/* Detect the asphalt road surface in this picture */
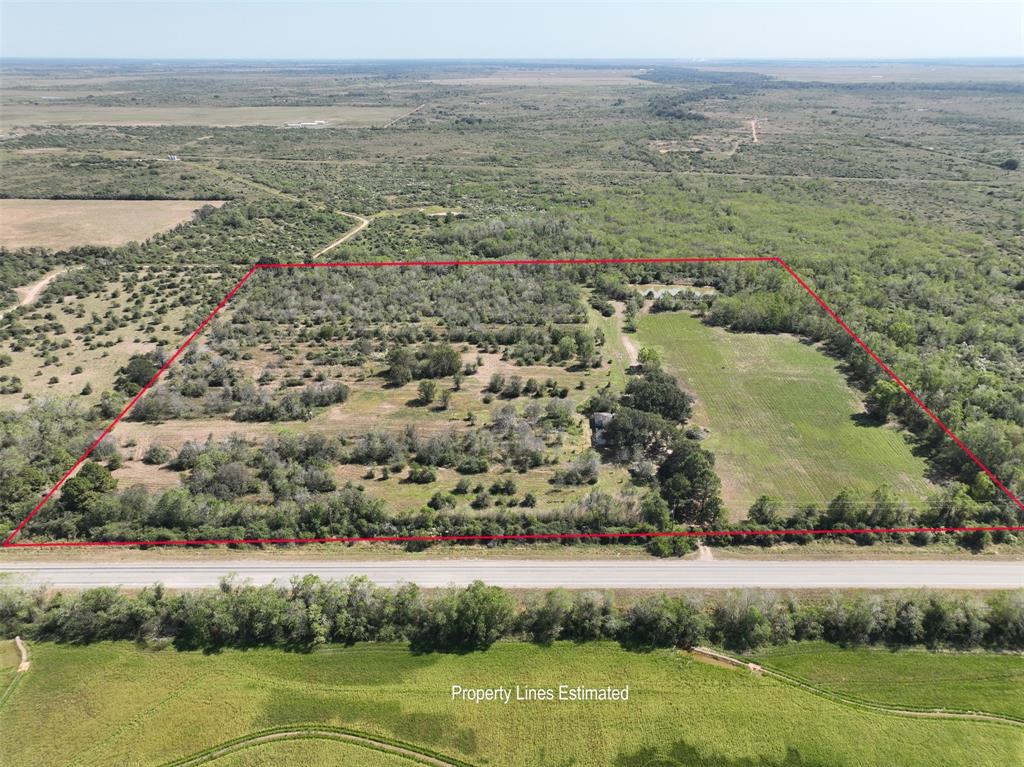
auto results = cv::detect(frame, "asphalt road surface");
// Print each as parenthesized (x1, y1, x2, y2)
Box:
(1, 560, 1021, 589)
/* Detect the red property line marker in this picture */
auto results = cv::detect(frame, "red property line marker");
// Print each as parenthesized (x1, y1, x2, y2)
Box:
(4, 257, 1021, 548)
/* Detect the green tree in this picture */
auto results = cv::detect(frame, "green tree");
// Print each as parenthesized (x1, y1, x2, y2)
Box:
(640, 492, 671, 530)
(417, 380, 437, 405)
(748, 495, 783, 527)
(59, 461, 117, 514)
(386, 346, 415, 386)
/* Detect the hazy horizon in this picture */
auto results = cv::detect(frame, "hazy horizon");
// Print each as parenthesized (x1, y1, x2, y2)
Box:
(2, 2, 1021, 61)
(1, 56, 1022, 64)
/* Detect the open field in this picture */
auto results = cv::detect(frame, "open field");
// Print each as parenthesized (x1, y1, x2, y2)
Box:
(749, 642, 1024, 720)
(636, 312, 935, 514)
(0, 199, 225, 249)
(0, 641, 1020, 767)
(186, 738, 429, 767)
(0, 105, 414, 129)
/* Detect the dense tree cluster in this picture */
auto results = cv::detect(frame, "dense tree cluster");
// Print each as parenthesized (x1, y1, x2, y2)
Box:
(586, 358, 723, 527)
(2, 579, 1021, 654)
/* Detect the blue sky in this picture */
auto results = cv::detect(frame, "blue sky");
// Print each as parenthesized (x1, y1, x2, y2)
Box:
(2, 1, 1021, 60)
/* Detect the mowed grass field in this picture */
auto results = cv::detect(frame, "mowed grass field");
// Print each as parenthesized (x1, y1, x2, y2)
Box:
(0, 105, 413, 129)
(1, 641, 1020, 767)
(635, 312, 934, 515)
(0, 199, 224, 250)
(750, 642, 1024, 720)
(189, 739, 427, 766)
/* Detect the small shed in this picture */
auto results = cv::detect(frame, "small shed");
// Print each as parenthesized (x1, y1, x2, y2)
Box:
(590, 412, 614, 447)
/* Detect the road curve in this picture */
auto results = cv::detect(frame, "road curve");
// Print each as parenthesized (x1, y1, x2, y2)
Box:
(1, 559, 1021, 590)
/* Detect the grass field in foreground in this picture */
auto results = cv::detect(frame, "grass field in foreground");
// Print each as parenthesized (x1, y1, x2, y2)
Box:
(184, 738, 427, 766)
(635, 312, 934, 515)
(0, 199, 226, 250)
(1, 641, 1020, 767)
(750, 642, 1024, 719)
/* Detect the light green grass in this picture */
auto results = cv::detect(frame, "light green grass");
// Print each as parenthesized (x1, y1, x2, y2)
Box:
(0, 640, 18, 672)
(2, 642, 1020, 767)
(587, 304, 630, 390)
(636, 312, 934, 515)
(749, 642, 1024, 720)
(183, 737, 429, 766)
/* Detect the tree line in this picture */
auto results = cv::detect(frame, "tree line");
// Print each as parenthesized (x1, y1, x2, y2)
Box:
(2, 579, 1021, 654)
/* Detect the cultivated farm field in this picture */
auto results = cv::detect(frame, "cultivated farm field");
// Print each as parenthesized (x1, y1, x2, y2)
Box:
(1, 641, 1020, 767)
(636, 312, 935, 514)
(0, 198, 225, 250)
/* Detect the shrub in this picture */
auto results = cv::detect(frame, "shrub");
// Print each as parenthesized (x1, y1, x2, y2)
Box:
(143, 445, 174, 465)
(407, 464, 437, 484)
(552, 451, 600, 485)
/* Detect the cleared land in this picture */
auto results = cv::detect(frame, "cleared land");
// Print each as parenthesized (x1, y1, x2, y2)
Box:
(635, 312, 935, 515)
(0, 199, 224, 249)
(0, 105, 414, 128)
(0, 641, 1019, 767)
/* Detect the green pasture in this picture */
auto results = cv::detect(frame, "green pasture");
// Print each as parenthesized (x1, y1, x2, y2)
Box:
(635, 312, 934, 515)
(1, 641, 1019, 767)
(750, 641, 1024, 720)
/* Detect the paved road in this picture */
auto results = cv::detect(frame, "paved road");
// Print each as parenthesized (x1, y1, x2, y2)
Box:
(1, 560, 1021, 590)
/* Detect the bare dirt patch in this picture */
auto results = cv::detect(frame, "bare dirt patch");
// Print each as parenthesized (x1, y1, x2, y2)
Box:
(0, 268, 70, 319)
(0, 199, 225, 250)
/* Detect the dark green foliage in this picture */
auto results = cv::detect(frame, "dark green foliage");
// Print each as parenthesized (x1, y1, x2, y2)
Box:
(622, 595, 708, 649)
(406, 464, 436, 484)
(410, 581, 517, 651)
(622, 369, 693, 422)
(114, 353, 161, 395)
(6, 580, 1018, 654)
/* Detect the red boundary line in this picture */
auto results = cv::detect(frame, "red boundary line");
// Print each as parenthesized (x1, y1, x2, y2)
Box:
(4, 257, 1022, 548)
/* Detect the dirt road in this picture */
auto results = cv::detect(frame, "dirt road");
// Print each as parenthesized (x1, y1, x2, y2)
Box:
(14, 636, 29, 672)
(0, 267, 69, 318)
(311, 212, 370, 258)
(612, 301, 640, 366)
(382, 103, 425, 129)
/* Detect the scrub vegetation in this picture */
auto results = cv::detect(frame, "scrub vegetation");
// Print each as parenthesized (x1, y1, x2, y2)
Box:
(0, 60, 1021, 552)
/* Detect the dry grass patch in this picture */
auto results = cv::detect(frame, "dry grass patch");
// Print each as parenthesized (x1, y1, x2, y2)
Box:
(0, 199, 225, 250)
(1, 105, 413, 128)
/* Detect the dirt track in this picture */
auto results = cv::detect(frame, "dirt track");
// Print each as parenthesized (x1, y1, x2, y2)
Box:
(169, 727, 464, 766)
(311, 212, 370, 257)
(14, 636, 29, 672)
(0, 267, 69, 318)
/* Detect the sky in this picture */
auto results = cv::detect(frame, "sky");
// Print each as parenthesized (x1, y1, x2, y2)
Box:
(1, 1, 1022, 61)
